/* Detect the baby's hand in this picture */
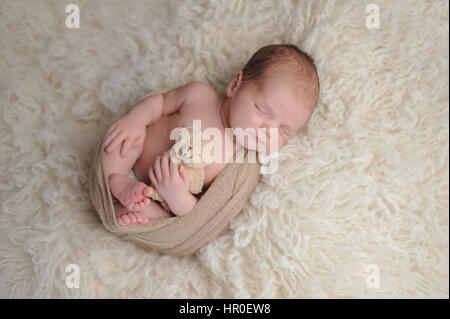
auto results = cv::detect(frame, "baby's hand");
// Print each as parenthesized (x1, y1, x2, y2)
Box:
(149, 151, 190, 203)
(103, 113, 146, 157)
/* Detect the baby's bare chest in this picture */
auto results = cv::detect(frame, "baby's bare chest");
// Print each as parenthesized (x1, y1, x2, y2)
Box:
(134, 94, 228, 188)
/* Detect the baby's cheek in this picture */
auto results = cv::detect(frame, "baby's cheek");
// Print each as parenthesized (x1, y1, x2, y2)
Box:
(233, 103, 257, 130)
(242, 113, 254, 126)
(231, 107, 248, 128)
(265, 132, 284, 153)
(245, 111, 259, 128)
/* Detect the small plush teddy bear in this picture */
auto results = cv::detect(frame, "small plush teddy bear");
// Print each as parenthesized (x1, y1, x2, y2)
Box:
(150, 122, 214, 212)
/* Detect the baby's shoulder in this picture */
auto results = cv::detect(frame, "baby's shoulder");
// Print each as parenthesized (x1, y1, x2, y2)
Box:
(177, 82, 224, 127)
(181, 81, 219, 106)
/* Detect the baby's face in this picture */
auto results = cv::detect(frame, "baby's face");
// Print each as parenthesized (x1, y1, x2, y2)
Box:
(228, 73, 313, 154)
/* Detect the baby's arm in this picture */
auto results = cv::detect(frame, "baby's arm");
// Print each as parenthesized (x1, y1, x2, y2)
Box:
(103, 82, 207, 155)
(102, 94, 163, 156)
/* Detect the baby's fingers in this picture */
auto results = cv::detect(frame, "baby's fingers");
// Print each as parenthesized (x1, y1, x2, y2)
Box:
(160, 152, 170, 179)
(105, 123, 117, 138)
(103, 127, 120, 148)
(103, 124, 119, 142)
(120, 138, 132, 158)
(153, 156, 162, 182)
(132, 136, 143, 147)
(169, 154, 179, 176)
(149, 166, 157, 185)
(106, 132, 125, 153)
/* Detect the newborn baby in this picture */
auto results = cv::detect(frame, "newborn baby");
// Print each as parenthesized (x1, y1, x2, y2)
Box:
(102, 44, 320, 226)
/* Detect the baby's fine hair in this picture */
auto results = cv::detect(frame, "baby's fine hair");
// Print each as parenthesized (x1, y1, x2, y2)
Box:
(241, 44, 320, 110)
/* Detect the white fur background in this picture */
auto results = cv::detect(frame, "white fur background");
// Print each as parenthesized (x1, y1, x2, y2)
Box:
(0, 0, 448, 298)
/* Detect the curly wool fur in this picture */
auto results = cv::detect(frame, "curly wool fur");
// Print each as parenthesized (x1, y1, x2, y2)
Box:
(0, 0, 448, 298)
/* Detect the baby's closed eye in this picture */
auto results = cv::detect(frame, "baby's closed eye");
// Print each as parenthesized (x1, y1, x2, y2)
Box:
(254, 103, 266, 113)
(281, 127, 291, 137)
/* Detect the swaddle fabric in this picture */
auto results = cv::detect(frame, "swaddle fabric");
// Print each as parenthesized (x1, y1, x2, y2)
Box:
(88, 100, 261, 255)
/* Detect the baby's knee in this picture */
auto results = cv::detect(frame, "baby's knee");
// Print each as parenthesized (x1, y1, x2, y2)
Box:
(106, 141, 143, 159)
(104, 142, 143, 176)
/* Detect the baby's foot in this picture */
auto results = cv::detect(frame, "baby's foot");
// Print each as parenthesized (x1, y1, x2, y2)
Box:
(114, 200, 149, 226)
(113, 199, 172, 226)
(109, 173, 154, 211)
(118, 211, 149, 226)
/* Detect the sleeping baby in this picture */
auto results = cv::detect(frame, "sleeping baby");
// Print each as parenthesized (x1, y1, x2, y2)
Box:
(102, 44, 320, 226)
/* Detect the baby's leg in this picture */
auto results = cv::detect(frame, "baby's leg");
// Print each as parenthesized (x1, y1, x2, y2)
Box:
(104, 141, 153, 211)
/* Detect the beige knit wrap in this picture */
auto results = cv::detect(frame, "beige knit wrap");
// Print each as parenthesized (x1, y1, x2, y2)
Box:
(88, 90, 261, 256)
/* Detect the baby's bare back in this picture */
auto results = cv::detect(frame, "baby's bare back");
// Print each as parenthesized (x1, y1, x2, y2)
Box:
(133, 87, 233, 190)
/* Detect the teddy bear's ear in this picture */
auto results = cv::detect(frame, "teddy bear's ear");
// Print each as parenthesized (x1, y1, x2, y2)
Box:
(179, 126, 192, 144)
(199, 136, 215, 165)
(184, 122, 194, 134)
(171, 125, 193, 162)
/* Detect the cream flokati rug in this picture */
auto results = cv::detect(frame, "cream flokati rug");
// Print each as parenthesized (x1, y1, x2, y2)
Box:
(0, 0, 448, 298)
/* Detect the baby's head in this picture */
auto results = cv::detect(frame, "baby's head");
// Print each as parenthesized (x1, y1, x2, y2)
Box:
(222, 44, 320, 154)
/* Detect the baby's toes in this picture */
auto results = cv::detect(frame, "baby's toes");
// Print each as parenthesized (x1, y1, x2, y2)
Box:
(135, 198, 149, 210)
(143, 186, 153, 197)
(120, 215, 131, 226)
(133, 213, 142, 223)
(128, 214, 137, 224)
(124, 202, 134, 211)
(123, 199, 134, 210)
